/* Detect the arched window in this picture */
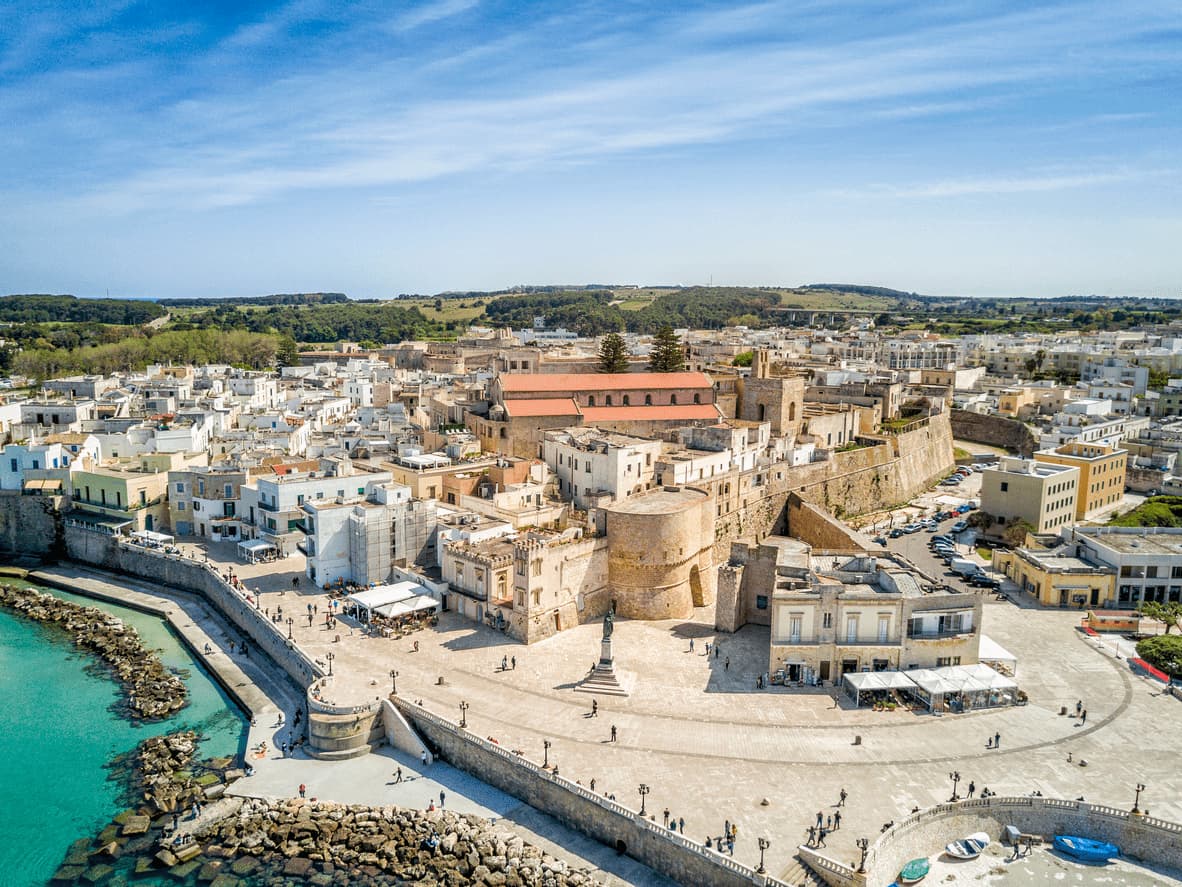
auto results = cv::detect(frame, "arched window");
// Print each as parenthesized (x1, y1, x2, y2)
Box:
(499, 428, 508, 439)
(623, 394, 631, 405)
(606, 395, 613, 406)
(588, 395, 596, 406)
(645, 394, 653, 405)
(789, 402, 796, 421)
(694, 393, 701, 404)
(670, 394, 678, 405)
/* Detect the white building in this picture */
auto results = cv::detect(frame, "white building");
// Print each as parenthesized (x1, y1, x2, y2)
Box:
(1066, 526, 1182, 607)
(980, 457, 1079, 535)
(541, 429, 662, 510)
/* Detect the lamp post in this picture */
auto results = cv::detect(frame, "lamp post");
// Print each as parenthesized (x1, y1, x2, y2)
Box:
(543, 739, 551, 768)
(459, 700, 469, 729)
(326, 651, 334, 676)
(949, 770, 961, 801)
(757, 837, 770, 874)
(286, 617, 293, 639)
(857, 837, 869, 873)
(1134, 782, 1147, 814)
(389, 669, 399, 694)
(638, 784, 649, 816)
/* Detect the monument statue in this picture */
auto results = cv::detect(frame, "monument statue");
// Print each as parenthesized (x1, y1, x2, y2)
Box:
(602, 608, 614, 639)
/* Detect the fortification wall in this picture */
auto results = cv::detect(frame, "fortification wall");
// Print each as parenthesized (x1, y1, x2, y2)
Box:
(0, 492, 64, 558)
(951, 409, 1035, 457)
(395, 699, 788, 887)
(64, 529, 321, 690)
(785, 495, 873, 549)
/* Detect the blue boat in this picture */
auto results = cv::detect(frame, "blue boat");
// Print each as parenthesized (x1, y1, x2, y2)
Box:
(1053, 835, 1119, 862)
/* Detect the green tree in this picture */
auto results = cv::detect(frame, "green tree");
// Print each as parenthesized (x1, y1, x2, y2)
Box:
(1138, 601, 1182, 634)
(648, 326, 686, 372)
(732, 351, 754, 367)
(1136, 634, 1182, 676)
(597, 333, 630, 374)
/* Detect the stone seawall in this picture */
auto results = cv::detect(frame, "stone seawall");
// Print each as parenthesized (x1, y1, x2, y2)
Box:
(951, 409, 1036, 457)
(0, 491, 64, 557)
(65, 529, 322, 690)
(396, 699, 786, 887)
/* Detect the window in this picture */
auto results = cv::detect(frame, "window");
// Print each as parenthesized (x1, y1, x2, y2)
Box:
(623, 395, 631, 405)
(670, 394, 678, 405)
(175, 482, 185, 493)
(225, 484, 233, 498)
(694, 393, 701, 404)
(878, 616, 890, 642)
(822, 612, 832, 629)
(789, 616, 801, 642)
(645, 394, 652, 405)
(1000, 482, 1008, 492)
(532, 559, 542, 577)
(588, 395, 595, 406)
(845, 615, 858, 643)
(177, 501, 186, 511)
(756, 594, 768, 610)
(193, 501, 201, 511)
(606, 395, 613, 406)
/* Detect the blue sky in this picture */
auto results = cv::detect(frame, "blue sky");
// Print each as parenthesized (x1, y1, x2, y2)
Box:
(1, 0, 1179, 299)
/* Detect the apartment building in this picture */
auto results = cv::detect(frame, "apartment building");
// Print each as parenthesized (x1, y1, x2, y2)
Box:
(980, 457, 1079, 534)
(1067, 526, 1182, 607)
(1034, 442, 1127, 521)
(541, 428, 662, 510)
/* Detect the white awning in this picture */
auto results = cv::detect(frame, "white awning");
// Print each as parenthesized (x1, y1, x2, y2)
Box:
(978, 634, 1017, 667)
(843, 671, 917, 692)
(347, 581, 421, 612)
(238, 539, 275, 554)
(132, 530, 174, 544)
(373, 594, 439, 618)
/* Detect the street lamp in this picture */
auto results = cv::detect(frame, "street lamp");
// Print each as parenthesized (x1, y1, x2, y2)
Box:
(1134, 782, 1147, 814)
(543, 739, 551, 768)
(638, 783, 650, 816)
(326, 651, 334, 676)
(949, 770, 961, 802)
(757, 837, 770, 874)
(459, 700, 469, 729)
(389, 669, 399, 694)
(856, 837, 869, 873)
(286, 617, 293, 639)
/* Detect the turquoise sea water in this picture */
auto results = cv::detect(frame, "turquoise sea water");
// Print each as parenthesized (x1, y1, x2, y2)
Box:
(0, 583, 247, 887)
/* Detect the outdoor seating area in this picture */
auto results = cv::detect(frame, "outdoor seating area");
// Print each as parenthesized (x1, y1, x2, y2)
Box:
(127, 530, 177, 551)
(843, 663, 1021, 712)
(238, 538, 280, 564)
(344, 582, 440, 638)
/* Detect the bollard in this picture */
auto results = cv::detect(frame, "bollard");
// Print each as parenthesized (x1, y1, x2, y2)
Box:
(853, 735, 862, 745)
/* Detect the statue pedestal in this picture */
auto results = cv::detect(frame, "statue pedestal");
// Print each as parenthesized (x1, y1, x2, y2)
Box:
(576, 630, 630, 697)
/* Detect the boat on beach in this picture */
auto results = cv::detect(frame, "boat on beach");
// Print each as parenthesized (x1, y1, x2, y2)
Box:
(1053, 834, 1119, 863)
(944, 831, 990, 859)
(898, 856, 931, 882)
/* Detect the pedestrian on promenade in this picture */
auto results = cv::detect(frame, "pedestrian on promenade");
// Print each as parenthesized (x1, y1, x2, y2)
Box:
(816, 810, 823, 828)
(715, 645, 719, 659)
(724, 819, 730, 837)
(591, 699, 598, 717)
(834, 811, 842, 829)
(394, 767, 403, 783)
(839, 787, 847, 806)
(967, 781, 976, 798)
(307, 603, 312, 614)
(727, 837, 734, 855)
(807, 826, 816, 846)
(501, 655, 508, 671)
(679, 817, 685, 834)
(511, 656, 516, 669)
(705, 642, 710, 656)
(816, 827, 827, 848)
(610, 725, 617, 742)
(1076, 699, 1083, 716)
(1080, 709, 1087, 725)
(590, 779, 596, 791)
(421, 750, 429, 766)
(724, 656, 730, 671)
(689, 638, 694, 652)
(298, 784, 306, 798)
(439, 790, 446, 808)
(313, 604, 318, 615)
(826, 814, 832, 830)
(995, 731, 1001, 749)
(663, 809, 670, 827)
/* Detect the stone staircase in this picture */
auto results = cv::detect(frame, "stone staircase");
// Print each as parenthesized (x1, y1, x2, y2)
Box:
(779, 854, 829, 887)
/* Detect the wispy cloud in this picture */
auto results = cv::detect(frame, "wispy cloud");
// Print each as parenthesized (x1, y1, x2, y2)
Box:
(832, 167, 1173, 199)
(388, 0, 479, 33)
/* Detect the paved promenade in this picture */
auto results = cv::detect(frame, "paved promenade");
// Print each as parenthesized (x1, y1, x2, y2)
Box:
(155, 539, 1182, 882)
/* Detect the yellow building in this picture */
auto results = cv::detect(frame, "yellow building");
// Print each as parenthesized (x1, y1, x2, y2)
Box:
(980, 457, 1079, 535)
(1034, 442, 1127, 521)
(993, 546, 1116, 609)
(71, 465, 169, 532)
(997, 388, 1036, 417)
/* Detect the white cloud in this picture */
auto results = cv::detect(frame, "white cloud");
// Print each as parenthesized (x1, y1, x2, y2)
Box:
(388, 0, 479, 33)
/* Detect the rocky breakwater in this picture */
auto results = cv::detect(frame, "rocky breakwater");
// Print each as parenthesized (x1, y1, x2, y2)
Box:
(54, 730, 246, 885)
(0, 583, 187, 720)
(193, 799, 605, 887)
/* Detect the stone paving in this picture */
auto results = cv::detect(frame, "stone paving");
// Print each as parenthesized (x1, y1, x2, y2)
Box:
(180, 539, 1182, 883)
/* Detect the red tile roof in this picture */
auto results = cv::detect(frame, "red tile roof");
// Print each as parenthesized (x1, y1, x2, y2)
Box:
(580, 404, 722, 422)
(498, 372, 711, 393)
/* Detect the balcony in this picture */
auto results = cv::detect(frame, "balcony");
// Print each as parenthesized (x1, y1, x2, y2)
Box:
(258, 500, 279, 513)
(908, 629, 973, 640)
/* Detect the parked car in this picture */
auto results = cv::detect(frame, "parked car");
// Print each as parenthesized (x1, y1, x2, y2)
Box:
(955, 504, 972, 514)
(903, 523, 923, 533)
(931, 534, 952, 543)
(969, 575, 1001, 589)
(965, 502, 978, 511)
(889, 528, 904, 538)
(873, 536, 887, 546)
(940, 478, 961, 486)
(951, 520, 969, 533)
(949, 558, 982, 578)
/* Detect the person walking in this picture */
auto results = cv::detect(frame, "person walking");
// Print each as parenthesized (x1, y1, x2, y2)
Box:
(839, 787, 847, 806)
(816, 827, 827, 848)
(689, 638, 695, 653)
(663, 809, 670, 827)
(816, 810, 824, 828)
(1080, 709, 1087, 725)
(834, 810, 842, 829)
(679, 816, 685, 834)
(511, 656, 516, 670)
(967, 781, 976, 798)
(421, 749, 429, 766)
(610, 724, 617, 742)
(724, 656, 730, 671)
(994, 731, 1001, 749)
(591, 699, 598, 717)
(439, 790, 446, 808)
(807, 825, 817, 846)
(299, 783, 306, 798)
(501, 655, 508, 671)
(394, 767, 403, 783)
(1076, 699, 1083, 716)
(826, 814, 832, 830)
(715, 645, 719, 659)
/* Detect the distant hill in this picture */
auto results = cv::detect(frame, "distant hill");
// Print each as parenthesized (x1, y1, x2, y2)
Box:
(802, 284, 925, 299)
(158, 293, 349, 307)
(0, 294, 166, 324)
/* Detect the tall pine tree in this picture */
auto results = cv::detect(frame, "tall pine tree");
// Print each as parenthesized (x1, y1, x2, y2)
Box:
(648, 326, 686, 372)
(597, 333, 630, 373)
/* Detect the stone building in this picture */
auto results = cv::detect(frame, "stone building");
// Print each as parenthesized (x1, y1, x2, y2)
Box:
(735, 350, 805, 438)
